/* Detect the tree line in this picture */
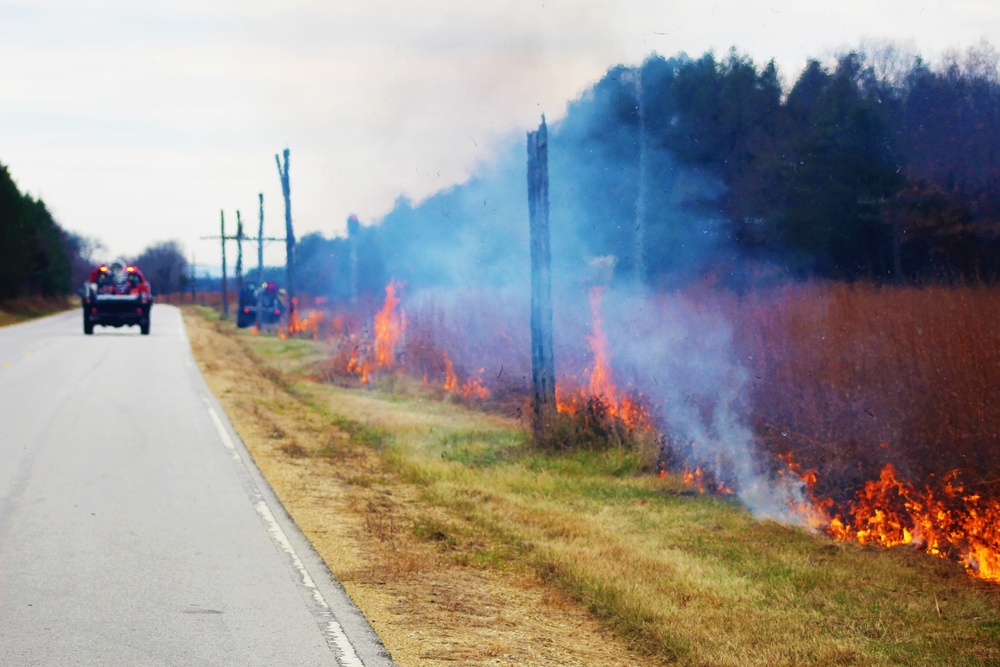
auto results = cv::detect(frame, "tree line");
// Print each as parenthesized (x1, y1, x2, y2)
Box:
(0, 162, 192, 301)
(0, 163, 78, 301)
(289, 40, 1000, 300)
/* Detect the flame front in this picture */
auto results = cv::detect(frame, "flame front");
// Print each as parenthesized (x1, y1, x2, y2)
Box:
(775, 454, 1000, 583)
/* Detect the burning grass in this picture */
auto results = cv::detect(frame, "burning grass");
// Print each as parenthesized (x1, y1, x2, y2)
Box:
(730, 284, 1000, 583)
(253, 280, 1000, 589)
(736, 283, 1000, 486)
(191, 305, 1000, 666)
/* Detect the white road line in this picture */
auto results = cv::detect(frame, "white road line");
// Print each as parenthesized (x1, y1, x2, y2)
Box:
(206, 406, 242, 462)
(175, 307, 195, 368)
(204, 401, 365, 667)
(253, 499, 365, 667)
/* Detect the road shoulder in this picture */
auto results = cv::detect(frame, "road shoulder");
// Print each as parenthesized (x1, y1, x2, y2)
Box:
(182, 308, 660, 667)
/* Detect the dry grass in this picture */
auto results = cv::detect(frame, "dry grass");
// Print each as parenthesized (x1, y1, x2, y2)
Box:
(184, 303, 1000, 667)
(183, 306, 660, 667)
(158, 290, 228, 308)
(731, 283, 1000, 499)
(0, 295, 75, 326)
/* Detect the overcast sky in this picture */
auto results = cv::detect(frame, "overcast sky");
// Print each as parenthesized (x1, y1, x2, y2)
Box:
(1, 0, 995, 268)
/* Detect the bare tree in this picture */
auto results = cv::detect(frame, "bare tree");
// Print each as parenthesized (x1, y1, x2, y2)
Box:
(132, 241, 189, 295)
(858, 38, 920, 89)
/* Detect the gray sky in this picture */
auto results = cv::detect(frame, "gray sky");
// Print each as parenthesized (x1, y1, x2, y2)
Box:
(1, 0, 995, 266)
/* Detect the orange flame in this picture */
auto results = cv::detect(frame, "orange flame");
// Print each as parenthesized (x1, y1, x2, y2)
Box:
(281, 296, 326, 340)
(682, 466, 735, 496)
(777, 453, 1000, 583)
(282, 297, 300, 338)
(683, 467, 707, 493)
(441, 353, 490, 400)
(296, 310, 325, 339)
(341, 281, 406, 385)
(347, 341, 371, 384)
(443, 354, 459, 392)
(461, 368, 490, 400)
(373, 281, 406, 369)
(587, 287, 615, 398)
(556, 287, 652, 431)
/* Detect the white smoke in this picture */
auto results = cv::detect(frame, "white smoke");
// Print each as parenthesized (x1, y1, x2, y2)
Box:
(604, 286, 816, 524)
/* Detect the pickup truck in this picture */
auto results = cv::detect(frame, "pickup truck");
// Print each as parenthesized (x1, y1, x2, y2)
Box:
(237, 281, 284, 329)
(82, 262, 152, 335)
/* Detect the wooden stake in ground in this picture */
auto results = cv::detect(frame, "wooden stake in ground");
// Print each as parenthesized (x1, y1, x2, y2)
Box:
(275, 149, 296, 322)
(528, 116, 557, 445)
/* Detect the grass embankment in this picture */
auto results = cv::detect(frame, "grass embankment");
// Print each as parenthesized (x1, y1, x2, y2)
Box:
(184, 306, 1000, 667)
(0, 296, 74, 327)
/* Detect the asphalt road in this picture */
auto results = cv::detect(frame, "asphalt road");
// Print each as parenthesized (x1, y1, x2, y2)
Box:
(0, 306, 394, 666)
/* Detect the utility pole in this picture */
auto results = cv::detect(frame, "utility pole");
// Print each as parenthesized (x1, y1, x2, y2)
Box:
(275, 148, 296, 323)
(257, 194, 265, 329)
(202, 210, 259, 319)
(257, 194, 265, 286)
(528, 116, 556, 446)
(235, 211, 245, 294)
(625, 66, 646, 285)
(219, 211, 229, 318)
(347, 214, 360, 305)
(635, 69, 647, 286)
(213, 193, 283, 330)
(251, 195, 285, 328)
(190, 252, 197, 304)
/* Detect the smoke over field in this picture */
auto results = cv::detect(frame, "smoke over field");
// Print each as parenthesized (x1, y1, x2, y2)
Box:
(294, 278, 1000, 582)
(281, 45, 1000, 581)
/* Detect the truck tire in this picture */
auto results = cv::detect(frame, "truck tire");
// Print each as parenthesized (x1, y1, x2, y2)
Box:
(140, 319, 150, 335)
(83, 313, 93, 335)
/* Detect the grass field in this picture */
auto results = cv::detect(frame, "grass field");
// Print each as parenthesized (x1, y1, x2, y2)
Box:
(197, 300, 1000, 667)
(733, 283, 1000, 491)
